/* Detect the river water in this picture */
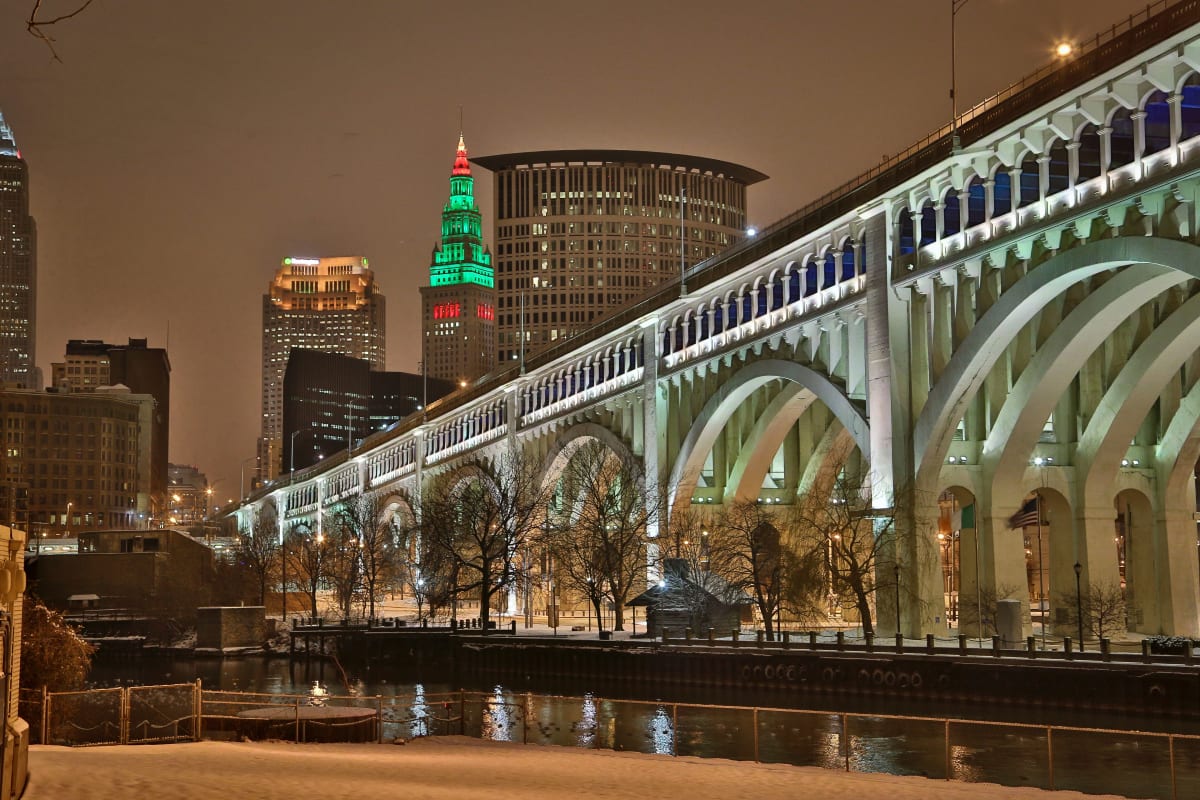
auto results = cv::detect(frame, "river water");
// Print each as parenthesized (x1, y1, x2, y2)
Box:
(86, 653, 1197, 800)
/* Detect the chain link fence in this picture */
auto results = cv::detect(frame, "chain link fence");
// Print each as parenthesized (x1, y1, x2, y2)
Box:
(19, 683, 1200, 798)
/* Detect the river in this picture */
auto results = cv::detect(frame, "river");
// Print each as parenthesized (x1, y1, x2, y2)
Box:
(85, 652, 1198, 799)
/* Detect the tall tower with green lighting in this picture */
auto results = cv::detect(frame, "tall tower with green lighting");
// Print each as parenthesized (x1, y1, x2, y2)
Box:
(421, 134, 495, 386)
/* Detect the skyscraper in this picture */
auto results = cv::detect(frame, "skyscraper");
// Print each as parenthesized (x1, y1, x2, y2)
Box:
(260, 256, 385, 481)
(0, 111, 37, 388)
(51, 338, 171, 522)
(471, 150, 766, 365)
(420, 134, 495, 385)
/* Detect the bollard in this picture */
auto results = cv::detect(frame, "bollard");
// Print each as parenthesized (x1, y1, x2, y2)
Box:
(782, 631, 790, 650)
(865, 632, 874, 652)
(895, 633, 904, 654)
(686, 628, 694, 641)
(991, 635, 1001, 657)
(732, 629, 740, 646)
(958, 634, 967, 655)
(1027, 636, 1036, 657)
(708, 628, 715, 645)
(511, 620, 517, 634)
(1187, 642, 1195, 666)
(926, 633, 935, 654)
(1064, 636, 1073, 658)
(809, 631, 818, 649)
(1142, 638, 1152, 663)
(836, 631, 845, 651)
(1101, 638, 1111, 662)
(756, 630, 765, 648)
(662, 627, 670, 643)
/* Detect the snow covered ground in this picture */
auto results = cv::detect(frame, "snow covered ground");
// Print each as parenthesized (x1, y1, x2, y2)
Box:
(24, 736, 1132, 799)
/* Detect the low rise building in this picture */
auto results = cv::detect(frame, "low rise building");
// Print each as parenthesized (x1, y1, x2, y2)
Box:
(30, 528, 215, 622)
(0, 387, 154, 535)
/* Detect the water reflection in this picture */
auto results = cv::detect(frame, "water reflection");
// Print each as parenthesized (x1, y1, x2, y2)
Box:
(649, 706, 673, 755)
(85, 654, 1198, 799)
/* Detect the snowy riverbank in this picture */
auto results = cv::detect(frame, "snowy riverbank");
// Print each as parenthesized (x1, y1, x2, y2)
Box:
(24, 736, 1132, 800)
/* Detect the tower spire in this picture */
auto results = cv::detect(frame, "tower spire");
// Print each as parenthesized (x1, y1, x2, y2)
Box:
(452, 131, 471, 176)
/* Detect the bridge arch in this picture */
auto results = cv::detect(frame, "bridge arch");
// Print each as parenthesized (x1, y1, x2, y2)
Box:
(915, 237, 1200, 494)
(666, 358, 869, 512)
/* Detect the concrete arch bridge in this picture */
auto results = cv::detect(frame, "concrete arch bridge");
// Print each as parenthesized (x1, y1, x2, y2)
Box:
(234, 3, 1200, 639)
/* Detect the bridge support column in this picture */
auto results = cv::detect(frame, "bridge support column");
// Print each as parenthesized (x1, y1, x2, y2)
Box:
(641, 320, 663, 581)
(1154, 506, 1200, 637)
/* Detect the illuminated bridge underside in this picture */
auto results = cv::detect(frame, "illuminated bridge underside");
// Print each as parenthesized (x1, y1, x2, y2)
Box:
(237, 7, 1200, 638)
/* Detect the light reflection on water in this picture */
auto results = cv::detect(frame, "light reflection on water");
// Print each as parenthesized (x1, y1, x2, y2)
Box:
(88, 655, 1197, 799)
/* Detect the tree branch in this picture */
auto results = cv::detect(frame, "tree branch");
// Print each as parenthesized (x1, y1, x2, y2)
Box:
(26, 0, 96, 62)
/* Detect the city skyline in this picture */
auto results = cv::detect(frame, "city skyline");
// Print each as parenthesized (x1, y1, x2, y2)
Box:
(0, 0, 1149, 497)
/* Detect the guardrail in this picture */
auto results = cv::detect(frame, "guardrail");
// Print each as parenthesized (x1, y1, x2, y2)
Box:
(655, 627, 1199, 666)
(19, 683, 1200, 798)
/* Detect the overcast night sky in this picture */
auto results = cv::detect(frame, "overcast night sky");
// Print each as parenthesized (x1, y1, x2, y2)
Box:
(0, 0, 1151, 499)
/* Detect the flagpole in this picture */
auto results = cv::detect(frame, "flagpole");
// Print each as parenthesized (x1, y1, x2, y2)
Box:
(1036, 490, 1046, 650)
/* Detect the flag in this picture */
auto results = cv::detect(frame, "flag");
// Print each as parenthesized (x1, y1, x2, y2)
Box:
(1008, 497, 1040, 529)
(951, 503, 975, 530)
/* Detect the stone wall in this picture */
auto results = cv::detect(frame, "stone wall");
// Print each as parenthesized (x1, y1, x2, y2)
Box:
(196, 607, 267, 651)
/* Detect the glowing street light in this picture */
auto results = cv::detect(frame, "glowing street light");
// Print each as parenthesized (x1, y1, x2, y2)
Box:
(1055, 41, 1074, 58)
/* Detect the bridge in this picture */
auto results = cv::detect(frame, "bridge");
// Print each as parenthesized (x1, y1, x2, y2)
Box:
(233, 0, 1200, 639)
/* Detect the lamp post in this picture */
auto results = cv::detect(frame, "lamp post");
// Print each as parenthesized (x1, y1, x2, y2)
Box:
(1073, 561, 1084, 651)
(239, 456, 257, 502)
(65, 501, 73, 537)
(280, 525, 289, 623)
(679, 184, 688, 296)
(289, 430, 302, 485)
(950, 0, 971, 150)
(894, 562, 901, 638)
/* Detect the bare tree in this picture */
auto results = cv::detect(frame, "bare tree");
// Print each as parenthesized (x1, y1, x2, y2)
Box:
(546, 442, 655, 632)
(959, 582, 1023, 640)
(791, 473, 918, 638)
(286, 522, 329, 620)
(420, 447, 550, 632)
(703, 500, 827, 639)
(238, 506, 280, 606)
(330, 493, 397, 621)
(1057, 579, 1129, 642)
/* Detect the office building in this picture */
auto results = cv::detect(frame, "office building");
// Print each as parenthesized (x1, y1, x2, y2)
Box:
(260, 256, 385, 480)
(0, 386, 154, 534)
(51, 338, 170, 520)
(471, 150, 766, 365)
(0, 111, 37, 388)
(282, 349, 453, 473)
(167, 463, 209, 525)
(420, 134, 496, 385)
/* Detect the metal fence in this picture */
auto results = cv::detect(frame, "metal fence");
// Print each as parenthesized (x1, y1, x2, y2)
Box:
(18, 684, 1200, 799)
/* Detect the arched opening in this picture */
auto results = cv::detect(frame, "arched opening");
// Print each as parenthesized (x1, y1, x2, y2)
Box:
(942, 188, 961, 237)
(1047, 138, 1070, 195)
(1143, 90, 1171, 157)
(841, 247, 856, 282)
(992, 169, 1013, 216)
(1181, 74, 1200, 141)
(1109, 107, 1136, 168)
(965, 176, 986, 227)
(898, 207, 915, 255)
(936, 486, 976, 635)
(822, 252, 837, 289)
(1115, 488, 1154, 635)
(918, 200, 937, 247)
(1017, 151, 1040, 208)
(1077, 123, 1103, 181)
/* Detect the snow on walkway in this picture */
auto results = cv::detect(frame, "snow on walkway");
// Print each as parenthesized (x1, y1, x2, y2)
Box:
(25, 737, 1132, 800)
